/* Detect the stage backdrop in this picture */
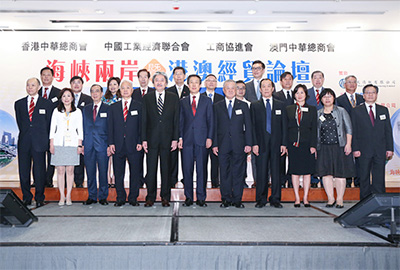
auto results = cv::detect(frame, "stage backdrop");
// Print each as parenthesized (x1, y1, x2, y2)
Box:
(0, 31, 399, 186)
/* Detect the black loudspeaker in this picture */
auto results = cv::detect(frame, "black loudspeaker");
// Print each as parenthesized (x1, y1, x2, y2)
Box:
(0, 189, 38, 227)
(334, 193, 400, 242)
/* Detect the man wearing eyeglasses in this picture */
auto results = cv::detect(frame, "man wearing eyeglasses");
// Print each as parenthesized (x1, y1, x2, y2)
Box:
(244, 60, 265, 102)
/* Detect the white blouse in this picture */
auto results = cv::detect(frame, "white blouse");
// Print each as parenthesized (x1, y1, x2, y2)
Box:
(50, 108, 83, 147)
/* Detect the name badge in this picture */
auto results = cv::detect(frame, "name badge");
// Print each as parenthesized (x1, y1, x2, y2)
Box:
(235, 109, 242, 115)
(301, 107, 309, 112)
(275, 110, 281, 115)
(39, 109, 46, 114)
(51, 97, 58, 103)
(100, 113, 107, 118)
(319, 115, 326, 122)
(380, 114, 386, 120)
(80, 102, 85, 107)
(131, 110, 138, 116)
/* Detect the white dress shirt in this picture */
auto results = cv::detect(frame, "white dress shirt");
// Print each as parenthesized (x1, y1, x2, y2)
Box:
(26, 94, 39, 111)
(190, 92, 200, 108)
(365, 102, 376, 118)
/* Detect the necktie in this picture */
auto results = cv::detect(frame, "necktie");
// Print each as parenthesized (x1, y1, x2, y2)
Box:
(208, 93, 213, 103)
(315, 90, 320, 105)
(123, 101, 128, 121)
(28, 97, 35, 122)
(157, 93, 163, 115)
(75, 94, 79, 107)
(350, 94, 356, 108)
(369, 105, 374, 127)
(43, 87, 48, 99)
(256, 80, 260, 100)
(266, 99, 272, 133)
(93, 105, 98, 122)
(142, 89, 146, 97)
(228, 100, 232, 119)
(192, 96, 196, 116)
(286, 91, 292, 103)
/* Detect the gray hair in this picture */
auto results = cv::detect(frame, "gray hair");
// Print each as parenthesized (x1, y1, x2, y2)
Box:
(152, 71, 168, 85)
(120, 79, 133, 88)
(223, 79, 236, 88)
(344, 75, 357, 82)
(27, 77, 41, 86)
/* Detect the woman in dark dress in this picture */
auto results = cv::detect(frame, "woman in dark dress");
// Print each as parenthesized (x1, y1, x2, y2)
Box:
(286, 84, 317, 208)
(316, 89, 355, 208)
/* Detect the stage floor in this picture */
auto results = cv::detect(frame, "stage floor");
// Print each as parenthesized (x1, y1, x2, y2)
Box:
(0, 202, 392, 245)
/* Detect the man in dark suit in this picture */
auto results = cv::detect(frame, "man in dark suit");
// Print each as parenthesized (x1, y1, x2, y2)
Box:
(272, 71, 294, 188)
(202, 74, 224, 188)
(14, 78, 52, 207)
(38, 67, 61, 188)
(352, 84, 393, 200)
(213, 80, 252, 208)
(132, 68, 155, 103)
(142, 72, 180, 207)
(336, 75, 365, 188)
(82, 84, 110, 205)
(70, 76, 93, 188)
(244, 60, 265, 103)
(132, 68, 155, 187)
(108, 80, 143, 206)
(252, 78, 287, 208)
(179, 74, 213, 207)
(306, 70, 324, 188)
(167, 66, 189, 188)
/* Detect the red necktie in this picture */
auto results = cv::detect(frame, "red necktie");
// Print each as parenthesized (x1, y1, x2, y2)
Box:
(369, 105, 375, 126)
(43, 87, 48, 99)
(315, 89, 320, 105)
(28, 97, 35, 122)
(93, 105, 98, 122)
(142, 89, 146, 97)
(123, 101, 128, 121)
(192, 96, 196, 116)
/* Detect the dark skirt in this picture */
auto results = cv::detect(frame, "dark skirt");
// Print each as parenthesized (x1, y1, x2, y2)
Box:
(288, 142, 316, 175)
(315, 144, 355, 178)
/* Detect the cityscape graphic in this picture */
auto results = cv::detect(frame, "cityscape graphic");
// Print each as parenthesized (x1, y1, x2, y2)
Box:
(0, 110, 18, 169)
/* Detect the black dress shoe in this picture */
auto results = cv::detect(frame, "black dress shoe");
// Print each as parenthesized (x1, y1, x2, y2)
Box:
(288, 183, 293, 188)
(99, 199, 109, 205)
(196, 200, 207, 207)
(243, 182, 249, 188)
(114, 201, 125, 207)
(234, 202, 245, 208)
(251, 183, 256, 188)
(161, 199, 170, 207)
(144, 200, 154, 207)
(336, 204, 344, 208)
(83, 198, 97, 205)
(326, 201, 336, 208)
(211, 184, 220, 188)
(76, 184, 84, 188)
(294, 203, 300, 208)
(36, 201, 45, 208)
(281, 184, 286, 188)
(346, 184, 351, 188)
(183, 198, 193, 207)
(271, 202, 283, 208)
(129, 201, 140, 206)
(255, 202, 265, 208)
(31, 183, 35, 187)
(311, 183, 318, 188)
(22, 200, 32, 206)
(304, 203, 311, 208)
(110, 184, 115, 188)
(355, 184, 360, 188)
(220, 200, 230, 208)
(108, 184, 112, 188)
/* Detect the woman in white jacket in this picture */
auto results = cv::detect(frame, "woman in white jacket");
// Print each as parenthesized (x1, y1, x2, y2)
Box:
(49, 88, 83, 206)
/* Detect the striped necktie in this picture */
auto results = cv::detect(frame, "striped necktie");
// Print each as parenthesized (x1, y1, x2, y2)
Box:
(157, 93, 164, 115)
(123, 101, 128, 121)
(28, 97, 35, 122)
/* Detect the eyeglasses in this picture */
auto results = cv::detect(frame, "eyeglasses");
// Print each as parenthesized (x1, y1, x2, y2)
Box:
(206, 80, 217, 83)
(364, 92, 376, 95)
(252, 67, 263, 71)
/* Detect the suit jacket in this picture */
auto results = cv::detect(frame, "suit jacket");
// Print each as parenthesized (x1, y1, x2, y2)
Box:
(244, 79, 259, 102)
(201, 91, 224, 104)
(108, 99, 142, 154)
(286, 104, 317, 148)
(213, 99, 252, 154)
(39, 86, 61, 110)
(251, 98, 288, 153)
(352, 104, 393, 159)
(14, 96, 52, 152)
(273, 90, 294, 107)
(132, 87, 155, 103)
(77, 93, 93, 110)
(306, 87, 324, 110)
(166, 85, 190, 99)
(336, 92, 364, 117)
(83, 102, 109, 153)
(179, 95, 213, 147)
(142, 91, 179, 149)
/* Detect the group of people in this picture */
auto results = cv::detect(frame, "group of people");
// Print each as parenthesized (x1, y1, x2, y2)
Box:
(15, 61, 394, 209)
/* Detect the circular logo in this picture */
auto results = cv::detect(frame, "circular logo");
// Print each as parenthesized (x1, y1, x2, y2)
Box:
(339, 79, 345, 89)
(0, 110, 18, 169)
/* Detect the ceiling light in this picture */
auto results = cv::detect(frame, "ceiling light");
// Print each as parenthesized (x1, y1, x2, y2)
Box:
(346, 26, 361, 29)
(248, 10, 257, 15)
(64, 25, 79, 28)
(276, 26, 291, 29)
(95, 9, 104, 14)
